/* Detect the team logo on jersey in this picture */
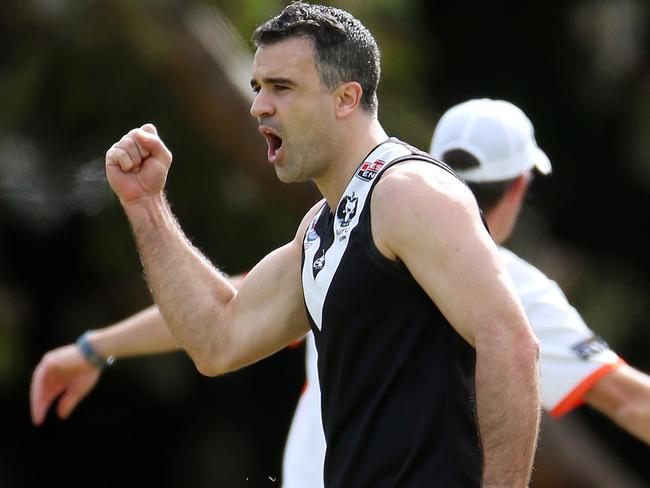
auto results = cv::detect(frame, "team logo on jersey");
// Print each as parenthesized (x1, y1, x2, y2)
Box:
(356, 159, 385, 181)
(336, 192, 358, 228)
(571, 335, 609, 360)
(304, 216, 319, 249)
(313, 251, 326, 271)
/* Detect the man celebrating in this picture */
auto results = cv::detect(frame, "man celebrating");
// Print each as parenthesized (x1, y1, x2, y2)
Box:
(38, 4, 542, 487)
(31, 96, 650, 486)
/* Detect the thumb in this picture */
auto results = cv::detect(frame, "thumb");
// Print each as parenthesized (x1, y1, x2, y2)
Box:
(132, 131, 168, 166)
(134, 129, 171, 164)
(141, 123, 158, 135)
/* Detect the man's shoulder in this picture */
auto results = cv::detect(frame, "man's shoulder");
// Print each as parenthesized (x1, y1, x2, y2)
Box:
(370, 160, 483, 260)
(372, 167, 459, 233)
(376, 158, 471, 203)
(373, 159, 478, 240)
(381, 137, 464, 180)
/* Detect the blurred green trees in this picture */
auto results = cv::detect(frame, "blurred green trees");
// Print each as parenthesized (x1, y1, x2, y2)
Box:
(0, 0, 648, 486)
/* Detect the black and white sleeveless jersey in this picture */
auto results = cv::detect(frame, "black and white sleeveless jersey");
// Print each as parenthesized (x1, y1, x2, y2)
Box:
(301, 138, 482, 487)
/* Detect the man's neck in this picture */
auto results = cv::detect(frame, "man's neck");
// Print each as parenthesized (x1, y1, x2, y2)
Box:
(315, 118, 388, 208)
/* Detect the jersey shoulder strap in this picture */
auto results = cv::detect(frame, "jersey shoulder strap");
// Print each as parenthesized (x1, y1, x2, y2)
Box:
(377, 138, 468, 187)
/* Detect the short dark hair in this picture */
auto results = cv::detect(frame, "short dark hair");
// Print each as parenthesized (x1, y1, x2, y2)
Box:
(441, 148, 516, 212)
(251, 2, 381, 115)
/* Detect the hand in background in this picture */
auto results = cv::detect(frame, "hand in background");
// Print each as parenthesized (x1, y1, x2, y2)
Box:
(30, 344, 101, 426)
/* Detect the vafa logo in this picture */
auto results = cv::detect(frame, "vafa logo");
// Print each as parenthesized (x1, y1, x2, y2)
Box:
(336, 192, 358, 228)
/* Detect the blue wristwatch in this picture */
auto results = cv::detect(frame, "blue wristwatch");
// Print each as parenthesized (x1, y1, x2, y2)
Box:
(76, 331, 115, 370)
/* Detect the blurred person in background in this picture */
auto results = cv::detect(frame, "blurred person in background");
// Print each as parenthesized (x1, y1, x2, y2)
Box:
(429, 98, 650, 446)
(31, 4, 541, 488)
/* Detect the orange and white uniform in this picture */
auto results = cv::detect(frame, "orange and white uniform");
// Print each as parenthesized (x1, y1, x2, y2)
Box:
(500, 247, 623, 417)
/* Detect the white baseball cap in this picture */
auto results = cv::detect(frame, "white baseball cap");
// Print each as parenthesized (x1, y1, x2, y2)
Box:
(429, 98, 552, 182)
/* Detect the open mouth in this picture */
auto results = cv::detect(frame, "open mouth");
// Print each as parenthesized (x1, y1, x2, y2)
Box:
(261, 128, 284, 163)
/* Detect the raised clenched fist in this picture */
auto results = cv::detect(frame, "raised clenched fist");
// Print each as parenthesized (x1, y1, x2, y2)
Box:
(105, 123, 173, 205)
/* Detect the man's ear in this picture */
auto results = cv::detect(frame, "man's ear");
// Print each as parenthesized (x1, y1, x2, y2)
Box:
(506, 174, 531, 204)
(334, 82, 363, 118)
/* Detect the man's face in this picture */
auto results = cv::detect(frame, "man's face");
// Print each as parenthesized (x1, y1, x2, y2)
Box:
(250, 36, 338, 183)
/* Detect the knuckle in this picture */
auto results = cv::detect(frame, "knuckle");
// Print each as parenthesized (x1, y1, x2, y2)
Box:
(123, 138, 137, 156)
(107, 146, 126, 162)
(109, 147, 123, 161)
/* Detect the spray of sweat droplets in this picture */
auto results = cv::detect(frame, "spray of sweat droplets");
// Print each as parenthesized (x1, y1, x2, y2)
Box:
(0, 135, 112, 232)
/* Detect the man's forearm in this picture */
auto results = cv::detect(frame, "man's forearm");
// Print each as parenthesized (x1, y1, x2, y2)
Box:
(475, 333, 541, 487)
(88, 305, 179, 360)
(123, 195, 237, 375)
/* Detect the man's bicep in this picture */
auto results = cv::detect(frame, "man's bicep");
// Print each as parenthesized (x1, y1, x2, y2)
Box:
(376, 169, 524, 345)
(224, 241, 310, 370)
(218, 202, 324, 372)
(408, 214, 516, 345)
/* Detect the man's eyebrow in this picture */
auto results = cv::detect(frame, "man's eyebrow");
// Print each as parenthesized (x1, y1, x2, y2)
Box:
(250, 77, 296, 88)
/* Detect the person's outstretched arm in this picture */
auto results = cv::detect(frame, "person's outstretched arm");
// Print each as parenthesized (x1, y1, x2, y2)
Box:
(104, 123, 310, 378)
(29, 274, 251, 425)
(371, 161, 541, 488)
(504, 250, 650, 447)
(30, 305, 176, 425)
(584, 364, 650, 444)
(29, 271, 250, 426)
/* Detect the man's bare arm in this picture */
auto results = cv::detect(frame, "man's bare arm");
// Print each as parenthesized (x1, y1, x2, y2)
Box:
(372, 161, 541, 487)
(29, 272, 252, 426)
(30, 305, 174, 425)
(584, 364, 650, 445)
(88, 305, 176, 358)
(105, 124, 311, 377)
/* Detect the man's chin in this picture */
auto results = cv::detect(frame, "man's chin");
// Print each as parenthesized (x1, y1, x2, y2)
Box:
(274, 166, 304, 184)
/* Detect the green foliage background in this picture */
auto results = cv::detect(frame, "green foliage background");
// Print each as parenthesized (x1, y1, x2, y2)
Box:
(1, 0, 648, 486)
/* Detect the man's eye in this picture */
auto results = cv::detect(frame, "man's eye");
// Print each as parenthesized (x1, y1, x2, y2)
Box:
(275, 85, 289, 91)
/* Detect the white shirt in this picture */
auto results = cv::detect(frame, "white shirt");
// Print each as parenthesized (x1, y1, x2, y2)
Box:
(282, 334, 325, 488)
(499, 247, 621, 415)
(281, 246, 622, 488)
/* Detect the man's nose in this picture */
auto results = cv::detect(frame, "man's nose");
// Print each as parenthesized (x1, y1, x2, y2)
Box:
(250, 89, 275, 118)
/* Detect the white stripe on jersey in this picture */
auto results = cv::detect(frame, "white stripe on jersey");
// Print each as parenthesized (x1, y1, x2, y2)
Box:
(302, 141, 411, 330)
